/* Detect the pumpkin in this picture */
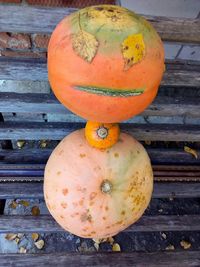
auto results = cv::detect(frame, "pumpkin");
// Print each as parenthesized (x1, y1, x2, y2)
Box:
(85, 121, 120, 149)
(44, 129, 153, 239)
(48, 5, 164, 123)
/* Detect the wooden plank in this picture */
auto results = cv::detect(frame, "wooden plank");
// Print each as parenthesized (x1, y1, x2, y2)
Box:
(0, 5, 199, 43)
(1, 148, 199, 165)
(0, 251, 200, 267)
(0, 182, 200, 199)
(0, 59, 199, 87)
(0, 214, 200, 233)
(0, 122, 200, 141)
(0, 92, 199, 118)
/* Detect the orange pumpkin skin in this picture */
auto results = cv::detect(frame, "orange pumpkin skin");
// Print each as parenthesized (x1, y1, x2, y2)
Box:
(44, 129, 153, 239)
(48, 5, 164, 123)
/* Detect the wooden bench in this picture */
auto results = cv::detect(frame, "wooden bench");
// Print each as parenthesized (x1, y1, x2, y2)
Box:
(0, 2, 200, 266)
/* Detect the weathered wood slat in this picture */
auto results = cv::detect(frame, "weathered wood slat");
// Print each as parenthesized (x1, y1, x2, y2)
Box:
(0, 5, 199, 44)
(0, 59, 199, 86)
(0, 122, 200, 141)
(0, 92, 199, 118)
(0, 214, 200, 233)
(1, 148, 199, 165)
(1, 182, 200, 199)
(1, 251, 200, 267)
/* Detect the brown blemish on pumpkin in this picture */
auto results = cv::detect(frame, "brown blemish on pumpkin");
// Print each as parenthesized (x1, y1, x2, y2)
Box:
(79, 199, 84, 206)
(45, 195, 48, 200)
(137, 150, 140, 154)
(80, 212, 92, 223)
(105, 206, 109, 211)
(60, 215, 64, 219)
(118, 138, 123, 143)
(62, 188, 68, 196)
(58, 150, 64, 155)
(90, 231, 96, 234)
(61, 202, 67, 209)
(106, 226, 111, 229)
(114, 152, 119, 158)
(116, 220, 123, 225)
(121, 210, 126, 216)
(82, 227, 88, 232)
(57, 171, 61, 175)
(102, 216, 107, 220)
(90, 192, 97, 201)
(89, 201, 94, 206)
(80, 153, 86, 158)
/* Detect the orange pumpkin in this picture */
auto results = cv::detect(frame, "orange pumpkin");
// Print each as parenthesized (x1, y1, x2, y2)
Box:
(85, 121, 120, 149)
(48, 5, 164, 123)
(44, 129, 153, 239)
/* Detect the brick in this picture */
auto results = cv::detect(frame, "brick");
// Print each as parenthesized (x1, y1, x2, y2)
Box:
(0, 33, 31, 50)
(0, 50, 46, 58)
(32, 34, 50, 49)
(0, 33, 10, 49)
(121, 0, 200, 18)
(8, 33, 31, 49)
(26, 0, 115, 8)
(177, 45, 200, 61)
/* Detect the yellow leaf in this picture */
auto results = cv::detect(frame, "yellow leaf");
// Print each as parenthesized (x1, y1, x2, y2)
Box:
(94, 242, 99, 251)
(31, 206, 40, 216)
(122, 33, 145, 70)
(145, 140, 151, 145)
(16, 140, 25, 149)
(15, 237, 20, 244)
(31, 233, 39, 242)
(72, 30, 99, 63)
(161, 233, 167, 239)
(184, 146, 198, 159)
(180, 240, 191, 250)
(5, 234, 17, 241)
(112, 243, 121, 251)
(40, 140, 48, 148)
(18, 200, 30, 207)
(35, 239, 45, 250)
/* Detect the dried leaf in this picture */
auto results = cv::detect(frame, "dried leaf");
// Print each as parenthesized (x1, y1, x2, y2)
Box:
(184, 146, 198, 159)
(180, 240, 191, 250)
(35, 239, 45, 250)
(161, 233, 167, 239)
(112, 243, 121, 252)
(165, 244, 175, 251)
(5, 234, 17, 241)
(16, 140, 25, 149)
(31, 206, 40, 216)
(107, 237, 114, 245)
(31, 233, 39, 242)
(145, 140, 151, 145)
(18, 200, 30, 207)
(15, 237, 20, 244)
(17, 234, 24, 239)
(9, 200, 18, 209)
(122, 33, 145, 70)
(72, 30, 99, 63)
(19, 247, 27, 253)
(40, 140, 48, 148)
(94, 242, 99, 251)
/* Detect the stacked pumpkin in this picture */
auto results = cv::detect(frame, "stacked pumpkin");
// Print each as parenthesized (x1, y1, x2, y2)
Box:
(44, 5, 164, 238)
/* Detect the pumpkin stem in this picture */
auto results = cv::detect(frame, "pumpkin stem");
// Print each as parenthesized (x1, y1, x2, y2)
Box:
(101, 180, 112, 194)
(97, 126, 108, 139)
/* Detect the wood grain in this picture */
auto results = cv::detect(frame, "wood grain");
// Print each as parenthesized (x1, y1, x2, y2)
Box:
(0, 59, 199, 87)
(1, 148, 199, 165)
(0, 214, 200, 233)
(0, 92, 199, 118)
(1, 182, 200, 199)
(0, 251, 200, 267)
(0, 5, 199, 43)
(0, 122, 200, 141)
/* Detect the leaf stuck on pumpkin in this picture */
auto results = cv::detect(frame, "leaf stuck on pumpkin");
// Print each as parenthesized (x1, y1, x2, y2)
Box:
(72, 30, 99, 63)
(184, 146, 198, 159)
(122, 33, 145, 70)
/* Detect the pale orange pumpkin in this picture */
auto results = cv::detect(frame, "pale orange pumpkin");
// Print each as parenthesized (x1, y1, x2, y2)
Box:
(44, 129, 153, 238)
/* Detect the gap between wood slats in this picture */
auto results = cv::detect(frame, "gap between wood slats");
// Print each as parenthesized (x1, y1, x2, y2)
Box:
(0, 92, 199, 118)
(1, 148, 199, 165)
(0, 122, 200, 141)
(0, 59, 199, 86)
(0, 182, 200, 199)
(0, 5, 199, 44)
(0, 215, 199, 233)
(0, 251, 200, 267)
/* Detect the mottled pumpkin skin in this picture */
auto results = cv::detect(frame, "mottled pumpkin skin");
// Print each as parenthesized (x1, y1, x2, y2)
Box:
(44, 129, 153, 238)
(48, 5, 164, 123)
